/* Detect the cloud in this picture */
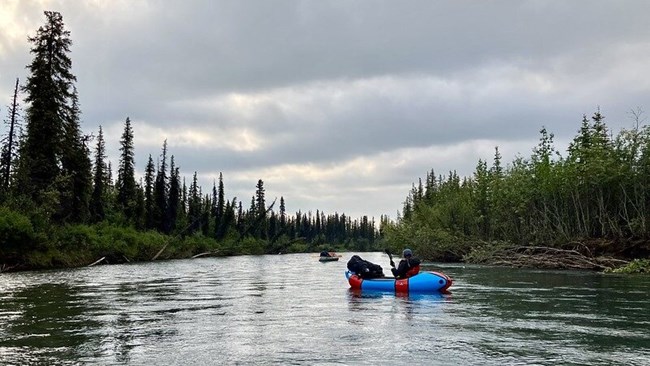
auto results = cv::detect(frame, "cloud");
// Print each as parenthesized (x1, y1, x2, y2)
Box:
(2, 1, 650, 220)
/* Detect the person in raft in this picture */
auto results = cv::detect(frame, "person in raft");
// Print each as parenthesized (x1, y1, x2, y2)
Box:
(390, 248, 421, 279)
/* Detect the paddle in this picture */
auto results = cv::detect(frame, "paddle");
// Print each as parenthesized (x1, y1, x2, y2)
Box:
(384, 248, 395, 268)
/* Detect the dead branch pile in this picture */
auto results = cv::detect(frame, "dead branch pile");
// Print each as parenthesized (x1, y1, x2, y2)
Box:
(476, 246, 629, 271)
(1, 263, 20, 273)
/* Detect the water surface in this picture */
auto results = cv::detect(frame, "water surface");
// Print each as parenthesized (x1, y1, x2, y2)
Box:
(1, 252, 648, 365)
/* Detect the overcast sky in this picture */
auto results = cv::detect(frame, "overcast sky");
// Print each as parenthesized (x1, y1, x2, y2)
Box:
(2, 1, 650, 221)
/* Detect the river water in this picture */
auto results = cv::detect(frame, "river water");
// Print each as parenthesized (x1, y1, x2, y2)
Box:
(0, 252, 648, 365)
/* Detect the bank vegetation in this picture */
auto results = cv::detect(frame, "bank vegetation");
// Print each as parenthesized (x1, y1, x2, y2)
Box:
(382, 110, 650, 273)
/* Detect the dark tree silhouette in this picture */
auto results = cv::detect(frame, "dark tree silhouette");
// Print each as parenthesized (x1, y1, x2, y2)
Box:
(58, 88, 92, 222)
(1, 78, 21, 199)
(90, 126, 107, 222)
(144, 154, 155, 229)
(116, 117, 137, 222)
(167, 156, 180, 233)
(153, 140, 169, 233)
(17, 11, 77, 209)
(11, 12, 92, 224)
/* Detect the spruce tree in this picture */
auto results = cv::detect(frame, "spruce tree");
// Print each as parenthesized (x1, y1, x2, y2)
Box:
(1, 78, 21, 199)
(279, 196, 286, 233)
(268, 211, 278, 243)
(236, 201, 244, 234)
(255, 179, 266, 216)
(214, 172, 226, 239)
(90, 126, 107, 222)
(201, 193, 211, 237)
(144, 154, 155, 229)
(167, 156, 180, 233)
(187, 171, 201, 234)
(116, 117, 137, 221)
(177, 177, 188, 230)
(17, 11, 79, 213)
(153, 140, 169, 233)
(211, 180, 218, 228)
(255, 179, 267, 239)
(247, 195, 257, 236)
(220, 199, 236, 239)
(214, 172, 226, 240)
(58, 88, 92, 222)
(133, 181, 146, 229)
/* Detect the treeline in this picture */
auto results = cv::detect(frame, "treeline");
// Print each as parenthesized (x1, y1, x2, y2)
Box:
(383, 109, 650, 265)
(0, 11, 379, 271)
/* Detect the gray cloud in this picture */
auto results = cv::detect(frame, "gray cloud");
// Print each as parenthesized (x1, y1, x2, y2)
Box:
(2, 1, 650, 220)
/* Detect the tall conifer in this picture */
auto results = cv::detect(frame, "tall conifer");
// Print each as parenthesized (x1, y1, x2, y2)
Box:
(17, 11, 80, 214)
(153, 140, 169, 233)
(58, 88, 92, 222)
(90, 126, 107, 222)
(214, 172, 226, 239)
(116, 117, 137, 221)
(187, 171, 201, 234)
(167, 156, 180, 233)
(144, 154, 155, 229)
(1, 78, 21, 198)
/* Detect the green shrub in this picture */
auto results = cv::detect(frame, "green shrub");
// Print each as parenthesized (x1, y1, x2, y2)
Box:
(25, 248, 60, 267)
(0, 206, 36, 256)
(92, 224, 166, 262)
(286, 241, 308, 253)
(55, 224, 98, 252)
(608, 259, 650, 274)
(174, 234, 220, 258)
(239, 236, 266, 255)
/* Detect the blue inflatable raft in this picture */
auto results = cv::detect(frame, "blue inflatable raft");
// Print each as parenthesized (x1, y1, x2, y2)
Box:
(345, 270, 452, 293)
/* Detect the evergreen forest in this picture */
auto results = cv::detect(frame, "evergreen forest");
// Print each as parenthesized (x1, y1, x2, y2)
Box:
(2, 11, 648, 273)
(0, 11, 380, 272)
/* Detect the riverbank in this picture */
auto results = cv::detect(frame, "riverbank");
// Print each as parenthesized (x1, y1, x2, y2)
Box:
(0, 221, 356, 273)
(460, 239, 650, 273)
(2, 217, 648, 274)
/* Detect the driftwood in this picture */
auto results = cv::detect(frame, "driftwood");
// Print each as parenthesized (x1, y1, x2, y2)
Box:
(1, 263, 19, 272)
(88, 257, 106, 267)
(191, 251, 218, 259)
(473, 246, 629, 270)
(151, 243, 168, 261)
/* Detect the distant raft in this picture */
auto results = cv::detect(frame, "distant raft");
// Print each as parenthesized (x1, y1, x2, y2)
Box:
(319, 256, 340, 262)
(319, 251, 342, 262)
(345, 270, 452, 293)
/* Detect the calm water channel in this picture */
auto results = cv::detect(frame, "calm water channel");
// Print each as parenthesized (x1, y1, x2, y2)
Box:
(0, 252, 648, 365)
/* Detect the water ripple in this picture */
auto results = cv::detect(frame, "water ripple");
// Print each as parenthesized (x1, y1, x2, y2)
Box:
(1, 254, 649, 365)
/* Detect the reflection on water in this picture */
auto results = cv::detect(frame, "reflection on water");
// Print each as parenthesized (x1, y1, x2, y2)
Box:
(0, 282, 103, 365)
(1, 253, 649, 365)
(347, 288, 449, 320)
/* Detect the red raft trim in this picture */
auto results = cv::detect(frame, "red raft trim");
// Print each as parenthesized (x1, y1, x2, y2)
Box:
(395, 278, 409, 293)
(348, 273, 363, 290)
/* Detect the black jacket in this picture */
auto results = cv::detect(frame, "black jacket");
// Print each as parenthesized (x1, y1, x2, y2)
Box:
(391, 257, 421, 279)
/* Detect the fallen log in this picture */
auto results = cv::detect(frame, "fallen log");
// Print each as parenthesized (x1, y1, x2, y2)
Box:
(191, 252, 215, 259)
(88, 257, 106, 267)
(1, 263, 19, 272)
(152, 243, 168, 261)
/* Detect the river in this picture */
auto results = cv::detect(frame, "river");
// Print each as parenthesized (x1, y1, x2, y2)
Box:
(0, 252, 648, 365)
